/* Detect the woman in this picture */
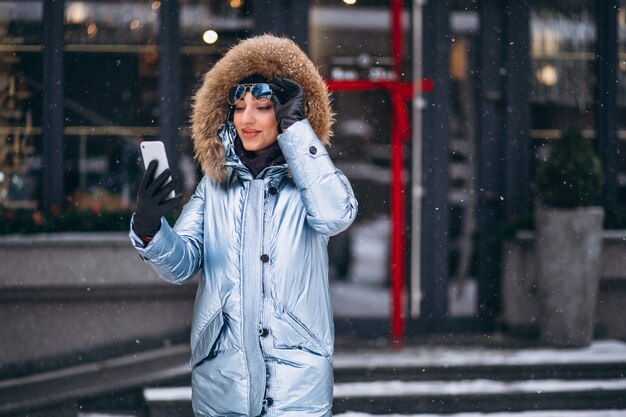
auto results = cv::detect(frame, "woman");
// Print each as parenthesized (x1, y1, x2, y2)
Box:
(129, 35, 357, 416)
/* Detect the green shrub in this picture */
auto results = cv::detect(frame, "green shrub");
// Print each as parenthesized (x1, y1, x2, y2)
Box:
(533, 127, 604, 208)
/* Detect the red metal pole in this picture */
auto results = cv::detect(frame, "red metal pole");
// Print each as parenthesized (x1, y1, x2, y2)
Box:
(390, 105, 405, 348)
(390, 0, 405, 349)
(391, 0, 403, 74)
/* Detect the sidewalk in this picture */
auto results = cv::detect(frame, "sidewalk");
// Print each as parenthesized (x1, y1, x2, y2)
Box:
(334, 330, 544, 353)
(140, 339, 626, 416)
(336, 412, 626, 417)
(334, 338, 626, 367)
(4, 336, 626, 416)
(329, 338, 626, 414)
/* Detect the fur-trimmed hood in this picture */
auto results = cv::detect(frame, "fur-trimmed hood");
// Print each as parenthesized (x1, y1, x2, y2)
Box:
(191, 34, 334, 182)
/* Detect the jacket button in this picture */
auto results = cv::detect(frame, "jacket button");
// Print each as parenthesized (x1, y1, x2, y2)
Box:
(268, 186, 277, 195)
(309, 145, 317, 155)
(260, 254, 269, 263)
(264, 397, 273, 407)
(259, 328, 269, 337)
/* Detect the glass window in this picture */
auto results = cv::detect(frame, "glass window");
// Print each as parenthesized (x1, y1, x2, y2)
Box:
(62, 0, 254, 211)
(0, 1, 43, 209)
(0, 0, 256, 221)
(65, 0, 158, 45)
(180, 0, 251, 48)
(310, 0, 409, 81)
(179, 0, 253, 190)
(448, 1, 480, 318)
(530, 1, 596, 138)
(63, 1, 159, 211)
(325, 89, 393, 320)
(310, 0, 403, 319)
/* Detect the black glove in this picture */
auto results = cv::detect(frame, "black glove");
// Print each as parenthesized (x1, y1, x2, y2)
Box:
(132, 159, 182, 238)
(269, 77, 305, 132)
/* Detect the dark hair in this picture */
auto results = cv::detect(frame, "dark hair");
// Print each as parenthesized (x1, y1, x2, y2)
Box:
(238, 73, 268, 84)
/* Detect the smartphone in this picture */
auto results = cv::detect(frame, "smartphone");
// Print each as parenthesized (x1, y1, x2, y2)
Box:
(140, 141, 175, 199)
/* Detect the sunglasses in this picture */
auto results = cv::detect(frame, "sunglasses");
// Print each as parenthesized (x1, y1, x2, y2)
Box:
(227, 83, 273, 105)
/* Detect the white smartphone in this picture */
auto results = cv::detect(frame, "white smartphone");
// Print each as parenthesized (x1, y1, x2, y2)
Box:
(140, 141, 175, 199)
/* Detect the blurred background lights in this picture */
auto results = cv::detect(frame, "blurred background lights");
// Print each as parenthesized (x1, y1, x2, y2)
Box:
(66, 2, 89, 24)
(536, 64, 558, 86)
(87, 23, 97, 37)
(151, 1, 161, 10)
(130, 19, 141, 30)
(203, 30, 219, 44)
(229, 0, 243, 8)
(343, 0, 357, 4)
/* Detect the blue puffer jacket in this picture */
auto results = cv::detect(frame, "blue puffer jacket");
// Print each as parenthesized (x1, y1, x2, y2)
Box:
(130, 119, 357, 416)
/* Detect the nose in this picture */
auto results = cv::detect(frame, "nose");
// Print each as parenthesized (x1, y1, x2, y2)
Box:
(240, 94, 255, 124)
(241, 107, 255, 124)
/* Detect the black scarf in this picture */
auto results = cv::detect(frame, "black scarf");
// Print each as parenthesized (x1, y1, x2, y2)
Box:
(234, 135, 286, 178)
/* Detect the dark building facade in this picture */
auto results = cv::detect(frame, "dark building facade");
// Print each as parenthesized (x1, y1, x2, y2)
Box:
(1, 0, 624, 335)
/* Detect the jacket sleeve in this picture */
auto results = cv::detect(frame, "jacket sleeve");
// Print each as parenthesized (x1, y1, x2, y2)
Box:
(129, 177, 206, 284)
(278, 119, 358, 236)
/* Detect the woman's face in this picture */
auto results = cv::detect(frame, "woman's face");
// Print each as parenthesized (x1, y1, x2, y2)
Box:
(232, 92, 278, 152)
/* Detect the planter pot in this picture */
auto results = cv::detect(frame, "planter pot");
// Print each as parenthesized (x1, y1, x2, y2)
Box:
(535, 206, 604, 347)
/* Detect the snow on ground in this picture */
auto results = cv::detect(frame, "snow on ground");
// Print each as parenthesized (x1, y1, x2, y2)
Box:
(143, 375, 626, 401)
(333, 378, 626, 397)
(335, 411, 626, 417)
(334, 340, 626, 369)
(141, 340, 626, 402)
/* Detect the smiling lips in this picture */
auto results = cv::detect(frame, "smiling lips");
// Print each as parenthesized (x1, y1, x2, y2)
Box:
(241, 128, 261, 139)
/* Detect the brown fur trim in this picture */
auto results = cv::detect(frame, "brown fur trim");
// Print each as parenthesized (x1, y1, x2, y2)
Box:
(190, 34, 335, 182)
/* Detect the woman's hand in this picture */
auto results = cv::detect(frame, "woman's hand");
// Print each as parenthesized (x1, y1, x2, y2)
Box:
(132, 160, 182, 238)
(269, 77, 305, 132)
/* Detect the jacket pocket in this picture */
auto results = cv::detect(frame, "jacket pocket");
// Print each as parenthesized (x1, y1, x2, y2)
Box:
(282, 309, 330, 358)
(189, 309, 224, 367)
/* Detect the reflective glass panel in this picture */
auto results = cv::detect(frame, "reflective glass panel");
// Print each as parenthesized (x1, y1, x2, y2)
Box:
(63, 1, 158, 211)
(179, 0, 254, 193)
(530, 1, 596, 137)
(447, 2, 481, 318)
(65, 0, 158, 45)
(0, 1, 43, 209)
(180, 0, 251, 48)
(310, 1, 402, 319)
